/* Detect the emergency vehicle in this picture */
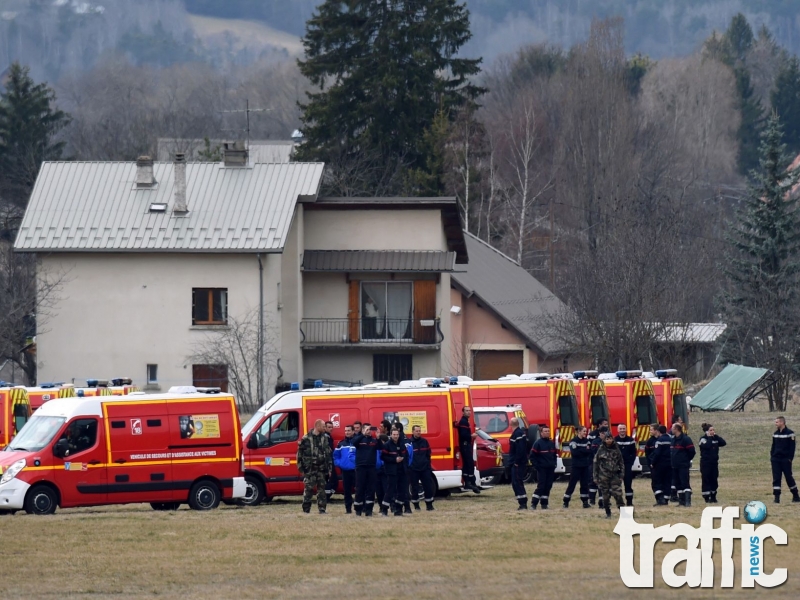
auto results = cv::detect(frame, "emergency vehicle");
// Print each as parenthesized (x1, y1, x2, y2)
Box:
(239, 381, 470, 506)
(466, 376, 581, 475)
(599, 370, 659, 471)
(0, 385, 31, 447)
(571, 371, 610, 429)
(72, 380, 114, 398)
(109, 378, 141, 396)
(58, 384, 76, 399)
(648, 369, 689, 429)
(0, 388, 245, 514)
(473, 405, 528, 484)
(25, 383, 62, 412)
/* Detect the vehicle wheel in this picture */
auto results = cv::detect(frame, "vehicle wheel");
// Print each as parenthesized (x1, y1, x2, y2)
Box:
(524, 467, 538, 484)
(150, 502, 180, 511)
(24, 484, 58, 515)
(481, 473, 502, 486)
(238, 475, 265, 507)
(188, 480, 221, 511)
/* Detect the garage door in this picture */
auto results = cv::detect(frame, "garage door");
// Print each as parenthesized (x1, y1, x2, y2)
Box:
(472, 350, 523, 381)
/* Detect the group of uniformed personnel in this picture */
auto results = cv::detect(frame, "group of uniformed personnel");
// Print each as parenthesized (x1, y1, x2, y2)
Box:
(297, 418, 437, 516)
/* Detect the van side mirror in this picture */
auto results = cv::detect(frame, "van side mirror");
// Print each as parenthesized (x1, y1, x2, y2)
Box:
(246, 434, 258, 450)
(54, 438, 69, 458)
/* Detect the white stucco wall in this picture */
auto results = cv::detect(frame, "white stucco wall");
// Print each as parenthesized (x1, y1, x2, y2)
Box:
(37, 252, 282, 392)
(303, 350, 442, 385)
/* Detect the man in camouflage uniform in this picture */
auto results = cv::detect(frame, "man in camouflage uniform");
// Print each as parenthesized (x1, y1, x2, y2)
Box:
(593, 430, 625, 518)
(297, 419, 333, 514)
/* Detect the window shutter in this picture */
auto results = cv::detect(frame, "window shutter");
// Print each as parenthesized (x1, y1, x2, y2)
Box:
(348, 280, 360, 342)
(192, 288, 197, 325)
(413, 280, 436, 343)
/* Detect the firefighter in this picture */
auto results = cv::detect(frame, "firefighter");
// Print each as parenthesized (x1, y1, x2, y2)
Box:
(670, 423, 696, 507)
(376, 420, 391, 507)
(698, 422, 726, 504)
(530, 424, 557, 510)
(380, 428, 408, 516)
(563, 425, 592, 508)
(651, 425, 672, 506)
(335, 425, 357, 514)
(353, 423, 381, 516)
(508, 417, 529, 510)
(771, 416, 799, 503)
(458, 406, 481, 493)
(393, 422, 412, 514)
(594, 433, 626, 518)
(587, 418, 608, 506)
(409, 425, 435, 511)
(614, 423, 637, 506)
(324, 420, 339, 502)
(644, 424, 659, 502)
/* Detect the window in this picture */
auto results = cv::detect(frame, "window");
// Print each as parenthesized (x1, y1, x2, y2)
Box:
(590, 395, 609, 422)
(361, 282, 412, 340)
(192, 364, 229, 392)
(8, 416, 66, 452)
(672, 393, 688, 424)
(475, 411, 509, 434)
(192, 288, 228, 325)
(635, 394, 658, 425)
(13, 404, 29, 435)
(254, 411, 300, 447)
(147, 364, 158, 384)
(62, 418, 98, 455)
(373, 354, 412, 383)
(558, 395, 580, 426)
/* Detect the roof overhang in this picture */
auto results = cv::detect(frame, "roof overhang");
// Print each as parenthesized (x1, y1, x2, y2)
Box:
(302, 250, 456, 272)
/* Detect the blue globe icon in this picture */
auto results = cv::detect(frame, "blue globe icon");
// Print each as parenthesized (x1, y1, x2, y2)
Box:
(744, 500, 767, 525)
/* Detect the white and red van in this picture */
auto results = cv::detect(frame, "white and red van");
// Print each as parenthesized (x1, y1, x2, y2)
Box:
(0, 389, 245, 514)
(239, 382, 469, 505)
(473, 405, 528, 483)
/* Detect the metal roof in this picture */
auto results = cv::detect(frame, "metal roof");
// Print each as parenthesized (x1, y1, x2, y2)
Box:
(451, 232, 566, 356)
(14, 161, 324, 252)
(157, 138, 295, 163)
(656, 323, 727, 344)
(302, 250, 456, 272)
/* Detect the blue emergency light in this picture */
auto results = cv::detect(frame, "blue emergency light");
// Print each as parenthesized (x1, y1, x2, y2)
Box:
(655, 369, 678, 378)
(77, 389, 85, 397)
(616, 370, 643, 379)
(314, 379, 323, 388)
(40, 383, 56, 389)
(449, 376, 459, 385)
(573, 370, 599, 379)
(290, 382, 300, 391)
(87, 379, 98, 388)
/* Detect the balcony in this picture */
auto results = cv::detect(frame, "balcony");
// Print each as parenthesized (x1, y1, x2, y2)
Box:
(300, 318, 442, 350)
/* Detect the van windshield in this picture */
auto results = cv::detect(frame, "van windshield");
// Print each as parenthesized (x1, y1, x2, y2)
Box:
(559, 395, 580, 426)
(635, 395, 658, 425)
(5, 416, 66, 452)
(241, 412, 264, 438)
(590, 395, 609, 422)
(475, 412, 509, 434)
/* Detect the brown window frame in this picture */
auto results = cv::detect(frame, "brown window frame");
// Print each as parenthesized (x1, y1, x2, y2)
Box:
(192, 288, 228, 325)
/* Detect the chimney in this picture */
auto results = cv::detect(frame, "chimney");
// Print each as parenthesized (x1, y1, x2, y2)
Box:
(223, 140, 248, 167)
(173, 152, 188, 213)
(135, 156, 155, 188)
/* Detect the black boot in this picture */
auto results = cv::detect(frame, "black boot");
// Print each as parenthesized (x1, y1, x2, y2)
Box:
(413, 502, 421, 511)
(404, 502, 412, 514)
(792, 489, 800, 503)
(670, 489, 679, 503)
(660, 496, 670, 506)
(678, 492, 685, 506)
(710, 492, 717, 504)
(702, 493, 710, 503)
(582, 499, 590, 509)
(626, 496, 633, 507)
(685, 491, 692, 507)
(598, 497, 605, 509)
(541, 498, 549, 510)
(517, 499, 528, 511)
(302, 503, 311, 514)
(530, 496, 539, 510)
(605, 506, 612, 519)
(470, 479, 482, 494)
(425, 501, 434, 511)
(774, 493, 781, 504)
(563, 496, 570, 509)
(589, 491, 596, 506)
(380, 505, 389, 517)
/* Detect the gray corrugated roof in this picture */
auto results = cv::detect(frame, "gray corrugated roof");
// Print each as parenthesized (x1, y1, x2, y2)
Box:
(157, 138, 295, 163)
(303, 250, 456, 272)
(14, 161, 323, 252)
(657, 323, 727, 344)
(451, 232, 566, 355)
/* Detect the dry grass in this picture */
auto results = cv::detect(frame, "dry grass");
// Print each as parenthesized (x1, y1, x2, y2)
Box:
(2, 401, 800, 598)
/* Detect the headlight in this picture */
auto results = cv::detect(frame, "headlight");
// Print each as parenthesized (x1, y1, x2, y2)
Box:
(0, 459, 26, 485)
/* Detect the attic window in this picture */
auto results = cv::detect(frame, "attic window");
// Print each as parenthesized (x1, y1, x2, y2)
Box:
(149, 203, 168, 213)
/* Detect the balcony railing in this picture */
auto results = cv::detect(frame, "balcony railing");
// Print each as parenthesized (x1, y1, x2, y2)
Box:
(300, 318, 442, 345)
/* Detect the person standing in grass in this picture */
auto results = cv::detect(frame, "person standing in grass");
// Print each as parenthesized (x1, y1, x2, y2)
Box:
(670, 423, 695, 507)
(530, 425, 557, 510)
(508, 417, 528, 510)
(409, 425, 435, 511)
(380, 428, 407, 516)
(771, 416, 799, 503)
(650, 425, 672, 506)
(324, 420, 338, 502)
(593, 432, 625, 518)
(614, 423, 637, 507)
(698, 423, 726, 504)
(297, 419, 333, 514)
(563, 426, 591, 509)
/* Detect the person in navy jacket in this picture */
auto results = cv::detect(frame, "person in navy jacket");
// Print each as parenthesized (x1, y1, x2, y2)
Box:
(563, 426, 592, 508)
(614, 423, 637, 506)
(771, 416, 799, 503)
(409, 425, 435, 511)
(353, 423, 381, 516)
(530, 425, 557, 510)
(334, 425, 357, 514)
(508, 417, 529, 510)
(698, 422, 726, 504)
(670, 423, 696, 507)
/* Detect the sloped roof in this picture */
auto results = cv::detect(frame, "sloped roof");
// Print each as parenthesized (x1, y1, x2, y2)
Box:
(690, 364, 772, 411)
(156, 138, 295, 163)
(302, 250, 456, 272)
(451, 232, 566, 355)
(14, 161, 323, 252)
(656, 323, 727, 344)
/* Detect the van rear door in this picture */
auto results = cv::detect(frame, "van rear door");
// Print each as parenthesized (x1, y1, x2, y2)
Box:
(105, 400, 172, 502)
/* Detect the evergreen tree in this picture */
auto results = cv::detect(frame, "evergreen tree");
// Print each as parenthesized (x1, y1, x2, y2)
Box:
(0, 63, 70, 208)
(735, 68, 765, 174)
(295, 0, 483, 195)
(724, 13, 754, 64)
(719, 113, 800, 412)
(771, 57, 800, 156)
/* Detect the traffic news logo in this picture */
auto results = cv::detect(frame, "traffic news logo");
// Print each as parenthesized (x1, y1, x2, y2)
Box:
(614, 506, 788, 588)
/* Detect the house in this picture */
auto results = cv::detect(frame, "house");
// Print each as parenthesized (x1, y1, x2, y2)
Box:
(13, 148, 465, 396)
(449, 232, 588, 380)
(156, 138, 295, 164)
(651, 323, 727, 382)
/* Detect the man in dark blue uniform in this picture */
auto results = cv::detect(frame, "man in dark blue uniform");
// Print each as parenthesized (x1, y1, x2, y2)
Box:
(457, 406, 481, 493)
(508, 417, 529, 510)
(670, 423, 696, 507)
(771, 416, 800, 503)
(353, 423, 381, 516)
(530, 425, 557, 509)
(563, 425, 591, 508)
(614, 423, 637, 506)
(409, 425, 435, 511)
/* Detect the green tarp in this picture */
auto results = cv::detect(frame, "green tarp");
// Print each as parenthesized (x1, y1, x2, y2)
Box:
(691, 364, 770, 411)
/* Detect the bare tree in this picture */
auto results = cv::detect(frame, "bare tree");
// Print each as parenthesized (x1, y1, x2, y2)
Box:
(187, 308, 278, 414)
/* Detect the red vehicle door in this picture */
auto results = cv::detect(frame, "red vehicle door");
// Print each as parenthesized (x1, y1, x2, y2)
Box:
(104, 400, 173, 502)
(53, 417, 108, 507)
(246, 409, 303, 496)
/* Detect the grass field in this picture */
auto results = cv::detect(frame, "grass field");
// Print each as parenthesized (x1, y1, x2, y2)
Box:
(1, 402, 799, 599)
